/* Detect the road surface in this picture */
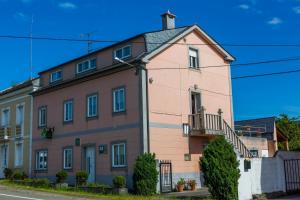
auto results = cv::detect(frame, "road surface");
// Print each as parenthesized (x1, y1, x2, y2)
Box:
(0, 185, 93, 200)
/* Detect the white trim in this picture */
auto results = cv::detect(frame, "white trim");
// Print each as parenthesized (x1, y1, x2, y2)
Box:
(63, 100, 73, 122)
(36, 150, 48, 170)
(142, 25, 235, 63)
(113, 88, 125, 113)
(14, 141, 23, 168)
(87, 95, 98, 117)
(1, 107, 11, 127)
(114, 45, 132, 60)
(15, 102, 25, 137)
(50, 70, 62, 83)
(76, 58, 97, 74)
(112, 143, 126, 167)
(63, 148, 73, 169)
(38, 107, 47, 127)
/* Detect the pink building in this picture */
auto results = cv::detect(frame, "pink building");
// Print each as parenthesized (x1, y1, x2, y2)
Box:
(32, 11, 251, 191)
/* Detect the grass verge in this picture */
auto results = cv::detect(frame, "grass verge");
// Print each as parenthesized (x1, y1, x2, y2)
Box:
(0, 180, 168, 200)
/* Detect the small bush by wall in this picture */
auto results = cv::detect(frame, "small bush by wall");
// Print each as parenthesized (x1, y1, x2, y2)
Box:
(133, 153, 158, 195)
(112, 176, 126, 188)
(200, 136, 240, 200)
(76, 171, 88, 186)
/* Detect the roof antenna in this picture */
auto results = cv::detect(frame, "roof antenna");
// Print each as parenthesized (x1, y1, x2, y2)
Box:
(80, 31, 96, 54)
(29, 14, 34, 80)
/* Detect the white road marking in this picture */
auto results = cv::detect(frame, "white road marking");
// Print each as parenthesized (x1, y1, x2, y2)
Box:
(0, 193, 45, 200)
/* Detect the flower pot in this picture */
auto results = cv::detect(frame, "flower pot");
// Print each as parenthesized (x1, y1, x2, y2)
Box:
(113, 188, 128, 195)
(190, 184, 196, 191)
(177, 184, 184, 192)
(55, 183, 68, 189)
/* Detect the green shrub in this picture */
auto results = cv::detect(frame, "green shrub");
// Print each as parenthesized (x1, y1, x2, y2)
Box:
(12, 171, 24, 180)
(133, 153, 158, 195)
(56, 170, 68, 183)
(3, 168, 13, 180)
(200, 136, 240, 200)
(76, 171, 88, 186)
(112, 176, 126, 188)
(32, 178, 50, 188)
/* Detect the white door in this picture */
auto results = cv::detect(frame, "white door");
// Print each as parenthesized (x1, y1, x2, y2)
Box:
(0, 144, 8, 178)
(85, 146, 95, 183)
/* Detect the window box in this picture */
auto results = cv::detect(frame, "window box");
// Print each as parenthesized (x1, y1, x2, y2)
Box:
(41, 127, 54, 139)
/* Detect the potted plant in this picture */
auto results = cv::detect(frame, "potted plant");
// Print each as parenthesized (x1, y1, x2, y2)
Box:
(76, 171, 88, 187)
(187, 179, 197, 191)
(112, 176, 128, 195)
(176, 178, 185, 192)
(41, 127, 54, 139)
(55, 170, 68, 188)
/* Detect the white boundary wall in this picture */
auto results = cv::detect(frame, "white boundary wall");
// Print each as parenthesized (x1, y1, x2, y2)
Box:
(238, 156, 286, 200)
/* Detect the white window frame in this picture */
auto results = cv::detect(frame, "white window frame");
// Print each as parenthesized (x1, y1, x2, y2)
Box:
(112, 143, 126, 168)
(16, 104, 25, 136)
(14, 141, 23, 167)
(113, 88, 125, 113)
(64, 100, 73, 122)
(63, 148, 73, 170)
(38, 107, 47, 127)
(114, 45, 132, 60)
(189, 48, 199, 69)
(87, 94, 98, 118)
(36, 150, 48, 170)
(1, 107, 10, 127)
(50, 70, 62, 83)
(250, 149, 259, 157)
(76, 58, 97, 74)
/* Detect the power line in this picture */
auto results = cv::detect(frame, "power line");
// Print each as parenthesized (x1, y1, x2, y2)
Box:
(232, 68, 300, 80)
(0, 34, 300, 47)
(147, 56, 300, 70)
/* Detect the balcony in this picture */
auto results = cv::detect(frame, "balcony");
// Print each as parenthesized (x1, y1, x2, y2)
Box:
(188, 108, 223, 137)
(0, 126, 12, 140)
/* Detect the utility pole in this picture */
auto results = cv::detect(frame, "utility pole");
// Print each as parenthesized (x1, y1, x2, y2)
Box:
(80, 31, 96, 54)
(29, 15, 34, 79)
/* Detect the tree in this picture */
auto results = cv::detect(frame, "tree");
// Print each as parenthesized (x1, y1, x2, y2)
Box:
(200, 136, 240, 200)
(133, 153, 158, 195)
(276, 114, 300, 151)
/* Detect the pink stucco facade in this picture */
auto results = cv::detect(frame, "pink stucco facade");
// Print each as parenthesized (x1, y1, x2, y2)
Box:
(32, 23, 235, 190)
(147, 31, 233, 186)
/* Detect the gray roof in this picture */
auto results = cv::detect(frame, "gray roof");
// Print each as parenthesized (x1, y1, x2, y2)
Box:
(235, 117, 276, 133)
(144, 26, 190, 52)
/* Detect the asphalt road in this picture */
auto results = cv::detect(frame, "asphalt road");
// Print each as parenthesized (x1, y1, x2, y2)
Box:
(0, 185, 93, 200)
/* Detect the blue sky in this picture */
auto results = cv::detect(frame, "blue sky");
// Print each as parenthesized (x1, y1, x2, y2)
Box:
(0, 0, 300, 120)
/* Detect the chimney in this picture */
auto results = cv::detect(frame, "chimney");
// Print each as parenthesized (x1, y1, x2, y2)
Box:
(161, 10, 176, 30)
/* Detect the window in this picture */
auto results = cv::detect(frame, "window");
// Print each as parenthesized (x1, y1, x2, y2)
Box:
(38, 107, 47, 127)
(114, 45, 131, 60)
(112, 143, 126, 167)
(36, 150, 47, 170)
(189, 48, 199, 69)
(50, 70, 62, 83)
(15, 142, 23, 167)
(16, 105, 24, 126)
(76, 58, 97, 74)
(1, 108, 10, 127)
(250, 150, 259, 157)
(63, 148, 72, 169)
(113, 88, 125, 113)
(87, 94, 98, 118)
(64, 100, 73, 122)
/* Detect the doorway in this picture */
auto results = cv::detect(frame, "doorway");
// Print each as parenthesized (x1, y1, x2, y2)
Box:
(84, 146, 96, 183)
(0, 144, 8, 178)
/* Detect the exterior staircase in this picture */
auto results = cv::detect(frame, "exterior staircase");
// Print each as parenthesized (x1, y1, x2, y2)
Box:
(188, 107, 253, 158)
